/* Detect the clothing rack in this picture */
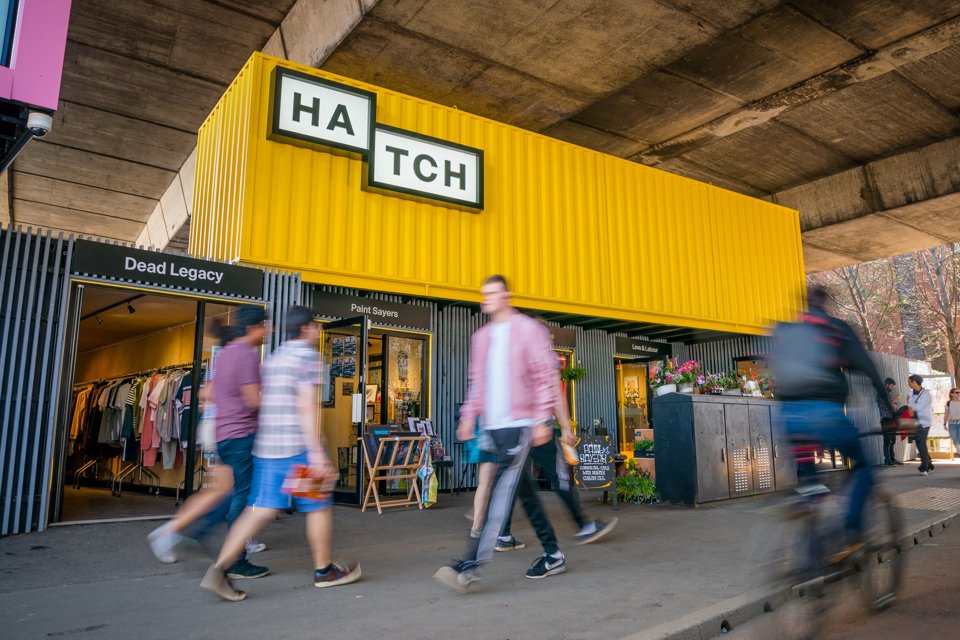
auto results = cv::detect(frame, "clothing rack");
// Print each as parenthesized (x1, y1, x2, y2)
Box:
(74, 360, 199, 388)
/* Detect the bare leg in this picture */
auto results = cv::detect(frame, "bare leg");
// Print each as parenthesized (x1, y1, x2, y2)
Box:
(306, 509, 332, 569)
(471, 462, 495, 531)
(214, 507, 277, 569)
(169, 465, 234, 534)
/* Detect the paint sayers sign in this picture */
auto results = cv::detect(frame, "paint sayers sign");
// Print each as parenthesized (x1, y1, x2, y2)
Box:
(270, 67, 484, 210)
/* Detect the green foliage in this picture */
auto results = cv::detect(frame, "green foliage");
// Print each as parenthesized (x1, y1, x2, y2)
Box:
(616, 458, 658, 503)
(560, 365, 586, 383)
(634, 438, 655, 452)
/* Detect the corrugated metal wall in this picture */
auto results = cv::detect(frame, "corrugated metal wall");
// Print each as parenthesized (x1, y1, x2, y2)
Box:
(263, 270, 303, 353)
(192, 52, 804, 337)
(575, 328, 618, 443)
(676, 335, 773, 375)
(0, 227, 73, 535)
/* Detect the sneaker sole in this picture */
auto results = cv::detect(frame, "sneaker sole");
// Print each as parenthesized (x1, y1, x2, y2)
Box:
(315, 565, 362, 588)
(227, 569, 270, 580)
(201, 567, 247, 602)
(433, 566, 477, 593)
(495, 543, 526, 552)
(526, 565, 567, 580)
(576, 518, 618, 545)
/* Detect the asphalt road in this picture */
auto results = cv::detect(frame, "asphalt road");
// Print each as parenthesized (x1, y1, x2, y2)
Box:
(728, 507, 960, 639)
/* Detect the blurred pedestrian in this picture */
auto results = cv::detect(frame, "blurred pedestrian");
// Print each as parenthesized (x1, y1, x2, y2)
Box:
(434, 275, 563, 592)
(944, 388, 960, 459)
(878, 378, 900, 465)
(201, 306, 360, 602)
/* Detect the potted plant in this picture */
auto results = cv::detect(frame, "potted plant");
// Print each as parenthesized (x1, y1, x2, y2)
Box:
(615, 458, 659, 503)
(674, 360, 701, 393)
(650, 359, 679, 396)
(560, 364, 586, 384)
(719, 371, 742, 396)
(633, 438, 655, 458)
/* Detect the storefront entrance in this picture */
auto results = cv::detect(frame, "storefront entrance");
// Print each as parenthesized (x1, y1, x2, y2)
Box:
(615, 359, 651, 453)
(319, 314, 431, 505)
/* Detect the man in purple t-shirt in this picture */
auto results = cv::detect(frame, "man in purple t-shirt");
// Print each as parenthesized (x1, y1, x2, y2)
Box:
(210, 306, 271, 579)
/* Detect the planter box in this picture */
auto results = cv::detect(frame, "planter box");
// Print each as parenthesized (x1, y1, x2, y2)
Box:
(722, 388, 742, 396)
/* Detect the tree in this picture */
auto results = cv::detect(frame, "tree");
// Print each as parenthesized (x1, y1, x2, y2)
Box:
(913, 244, 960, 376)
(808, 260, 902, 352)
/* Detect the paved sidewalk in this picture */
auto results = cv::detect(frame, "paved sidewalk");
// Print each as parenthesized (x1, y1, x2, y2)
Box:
(3, 463, 959, 640)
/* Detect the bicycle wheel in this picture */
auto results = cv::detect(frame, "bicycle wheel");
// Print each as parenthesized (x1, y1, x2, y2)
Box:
(855, 489, 903, 611)
(759, 506, 832, 640)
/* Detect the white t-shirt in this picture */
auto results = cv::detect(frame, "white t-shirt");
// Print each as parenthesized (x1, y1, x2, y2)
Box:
(948, 401, 960, 423)
(482, 321, 531, 430)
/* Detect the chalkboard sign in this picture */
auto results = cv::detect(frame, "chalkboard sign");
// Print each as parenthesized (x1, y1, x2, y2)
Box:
(575, 433, 614, 490)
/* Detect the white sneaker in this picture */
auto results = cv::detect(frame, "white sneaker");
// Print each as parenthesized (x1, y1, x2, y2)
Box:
(245, 540, 267, 554)
(147, 524, 182, 564)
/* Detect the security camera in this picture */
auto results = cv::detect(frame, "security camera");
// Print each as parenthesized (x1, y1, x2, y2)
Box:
(26, 111, 53, 137)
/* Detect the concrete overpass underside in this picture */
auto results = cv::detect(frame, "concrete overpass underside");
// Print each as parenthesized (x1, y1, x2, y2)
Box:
(9, 0, 960, 273)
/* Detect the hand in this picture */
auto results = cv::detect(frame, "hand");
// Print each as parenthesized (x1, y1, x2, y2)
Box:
(561, 432, 577, 446)
(308, 448, 334, 477)
(532, 421, 552, 447)
(457, 419, 475, 443)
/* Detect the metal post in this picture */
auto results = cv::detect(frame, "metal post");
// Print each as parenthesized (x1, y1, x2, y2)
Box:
(184, 300, 206, 498)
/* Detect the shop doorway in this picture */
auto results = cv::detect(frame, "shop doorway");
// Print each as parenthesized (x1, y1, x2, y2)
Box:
(319, 317, 430, 505)
(615, 359, 651, 454)
(55, 283, 238, 524)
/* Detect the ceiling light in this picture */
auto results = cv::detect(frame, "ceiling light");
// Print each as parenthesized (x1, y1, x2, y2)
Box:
(127, 304, 136, 314)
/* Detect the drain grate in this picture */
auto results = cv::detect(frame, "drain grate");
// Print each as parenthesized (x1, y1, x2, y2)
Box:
(890, 487, 960, 512)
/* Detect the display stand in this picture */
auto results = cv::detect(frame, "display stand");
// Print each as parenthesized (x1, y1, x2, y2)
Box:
(359, 434, 429, 514)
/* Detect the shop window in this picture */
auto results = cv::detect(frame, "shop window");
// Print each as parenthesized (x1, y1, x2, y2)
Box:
(386, 336, 425, 424)
(616, 360, 650, 452)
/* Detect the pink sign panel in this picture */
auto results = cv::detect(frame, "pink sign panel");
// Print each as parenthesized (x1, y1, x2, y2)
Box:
(0, 0, 72, 111)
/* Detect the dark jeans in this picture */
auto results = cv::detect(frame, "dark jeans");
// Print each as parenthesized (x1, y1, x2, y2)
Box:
(882, 431, 898, 463)
(502, 434, 587, 536)
(780, 400, 873, 536)
(462, 427, 559, 568)
(915, 427, 932, 472)
(187, 434, 256, 563)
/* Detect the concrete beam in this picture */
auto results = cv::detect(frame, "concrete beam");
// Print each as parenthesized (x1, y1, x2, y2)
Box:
(638, 14, 960, 164)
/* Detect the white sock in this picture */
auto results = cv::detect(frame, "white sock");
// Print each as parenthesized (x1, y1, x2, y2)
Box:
(577, 522, 597, 536)
(549, 550, 564, 560)
(498, 535, 512, 542)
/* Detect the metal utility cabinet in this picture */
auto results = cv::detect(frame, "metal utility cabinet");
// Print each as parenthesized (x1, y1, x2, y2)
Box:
(653, 394, 796, 504)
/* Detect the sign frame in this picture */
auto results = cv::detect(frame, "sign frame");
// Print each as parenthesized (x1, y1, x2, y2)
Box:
(574, 433, 615, 491)
(365, 123, 484, 210)
(614, 337, 672, 361)
(311, 290, 432, 331)
(269, 66, 377, 158)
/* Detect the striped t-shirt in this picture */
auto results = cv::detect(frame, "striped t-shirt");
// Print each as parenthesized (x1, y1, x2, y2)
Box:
(253, 339, 320, 459)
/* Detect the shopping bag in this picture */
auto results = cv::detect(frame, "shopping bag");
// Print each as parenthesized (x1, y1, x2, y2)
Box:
(281, 464, 337, 501)
(418, 450, 437, 507)
(198, 414, 217, 454)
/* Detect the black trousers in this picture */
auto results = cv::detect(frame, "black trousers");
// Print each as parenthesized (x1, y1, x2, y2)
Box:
(882, 431, 898, 463)
(915, 427, 932, 471)
(462, 426, 558, 568)
(502, 434, 587, 536)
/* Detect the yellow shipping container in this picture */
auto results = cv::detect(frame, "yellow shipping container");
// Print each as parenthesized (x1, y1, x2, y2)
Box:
(191, 53, 804, 335)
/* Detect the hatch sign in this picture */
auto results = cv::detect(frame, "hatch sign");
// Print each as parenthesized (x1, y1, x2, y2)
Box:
(270, 66, 483, 211)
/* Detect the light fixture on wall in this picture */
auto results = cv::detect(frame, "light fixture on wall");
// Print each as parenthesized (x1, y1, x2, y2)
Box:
(127, 304, 136, 314)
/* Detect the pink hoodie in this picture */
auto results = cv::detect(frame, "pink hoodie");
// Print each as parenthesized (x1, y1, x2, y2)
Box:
(459, 309, 558, 426)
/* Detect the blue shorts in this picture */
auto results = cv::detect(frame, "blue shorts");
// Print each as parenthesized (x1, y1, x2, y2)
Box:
(248, 452, 332, 513)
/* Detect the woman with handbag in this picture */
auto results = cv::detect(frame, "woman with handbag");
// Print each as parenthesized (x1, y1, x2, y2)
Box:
(907, 374, 933, 475)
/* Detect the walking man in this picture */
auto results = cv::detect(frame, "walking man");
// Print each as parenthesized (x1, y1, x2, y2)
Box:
(435, 275, 564, 592)
(496, 365, 616, 550)
(201, 306, 360, 602)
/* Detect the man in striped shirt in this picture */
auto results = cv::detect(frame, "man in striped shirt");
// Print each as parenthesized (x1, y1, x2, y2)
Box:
(201, 306, 361, 602)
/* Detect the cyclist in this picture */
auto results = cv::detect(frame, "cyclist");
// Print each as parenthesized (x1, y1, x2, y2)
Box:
(772, 285, 895, 558)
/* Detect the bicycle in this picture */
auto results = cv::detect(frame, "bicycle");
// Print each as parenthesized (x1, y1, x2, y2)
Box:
(759, 430, 905, 640)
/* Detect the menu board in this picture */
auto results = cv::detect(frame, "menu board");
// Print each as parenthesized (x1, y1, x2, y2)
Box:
(574, 433, 614, 490)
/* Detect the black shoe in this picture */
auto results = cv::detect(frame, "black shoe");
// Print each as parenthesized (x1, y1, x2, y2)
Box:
(893, 460, 903, 465)
(226, 559, 269, 579)
(525, 553, 566, 579)
(495, 535, 525, 552)
(929, 464, 935, 472)
(574, 518, 618, 545)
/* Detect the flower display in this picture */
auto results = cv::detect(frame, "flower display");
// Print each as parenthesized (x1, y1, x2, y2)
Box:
(650, 358, 702, 387)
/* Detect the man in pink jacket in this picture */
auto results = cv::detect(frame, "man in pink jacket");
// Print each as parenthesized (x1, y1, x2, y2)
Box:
(434, 275, 563, 592)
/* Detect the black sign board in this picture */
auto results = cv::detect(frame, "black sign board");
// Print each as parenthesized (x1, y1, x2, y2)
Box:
(72, 240, 263, 299)
(550, 327, 577, 350)
(312, 291, 431, 331)
(614, 337, 671, 361)
(574, 433, 614, 490)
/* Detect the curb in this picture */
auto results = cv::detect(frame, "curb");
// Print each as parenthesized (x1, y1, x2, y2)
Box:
(622, 511, 959, 640)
